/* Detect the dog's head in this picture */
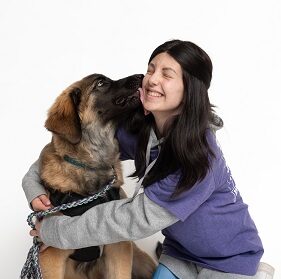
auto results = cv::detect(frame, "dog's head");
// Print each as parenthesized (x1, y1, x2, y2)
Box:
(45, 74, 143, 144)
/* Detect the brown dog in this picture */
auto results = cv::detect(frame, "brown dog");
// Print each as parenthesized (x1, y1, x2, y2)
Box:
(38, 73, 156, 279)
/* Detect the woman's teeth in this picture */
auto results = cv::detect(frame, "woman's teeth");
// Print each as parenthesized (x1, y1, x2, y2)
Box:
(147, 90, 162, 97)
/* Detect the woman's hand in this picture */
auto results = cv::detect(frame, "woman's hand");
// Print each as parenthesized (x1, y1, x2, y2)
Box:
(31, 194, 52, 211)
(29, 220, 49, 252)
(30, 195, 52, 252)
(29, 220, 42, 238)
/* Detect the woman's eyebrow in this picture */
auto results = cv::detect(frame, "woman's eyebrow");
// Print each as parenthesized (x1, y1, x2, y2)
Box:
(163, 67, 177, 74)
(148, 63, 177, 75)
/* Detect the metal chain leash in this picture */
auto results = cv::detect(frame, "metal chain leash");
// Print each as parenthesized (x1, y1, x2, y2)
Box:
(20, 181, 114, 279)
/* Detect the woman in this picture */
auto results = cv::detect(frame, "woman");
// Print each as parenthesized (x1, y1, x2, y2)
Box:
(23, 40, 265, 278)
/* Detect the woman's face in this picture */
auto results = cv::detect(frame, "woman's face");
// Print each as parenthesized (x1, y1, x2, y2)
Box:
(141, 52, 184, 119)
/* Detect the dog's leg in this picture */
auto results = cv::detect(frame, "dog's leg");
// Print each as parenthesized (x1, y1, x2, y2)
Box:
(39, 247, 73, 279)
(102, 241, 133, 279)
(131, 243, 156, 279)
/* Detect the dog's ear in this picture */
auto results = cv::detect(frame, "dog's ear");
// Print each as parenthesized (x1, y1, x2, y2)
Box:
(45, 87, 82, 144)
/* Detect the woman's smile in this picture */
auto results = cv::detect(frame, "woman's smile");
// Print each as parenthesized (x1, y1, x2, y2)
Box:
(146, 89, 164, 98)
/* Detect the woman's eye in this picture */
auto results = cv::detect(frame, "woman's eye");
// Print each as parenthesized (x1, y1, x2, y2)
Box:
(97, 80, 104, 87)
(146, 67, 154, 75)
(163, 74, 172, 79)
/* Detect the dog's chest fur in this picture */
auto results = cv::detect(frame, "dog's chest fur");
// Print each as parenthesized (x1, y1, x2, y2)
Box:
(81, 122, 118, 164)
(39, 121, 122, 196)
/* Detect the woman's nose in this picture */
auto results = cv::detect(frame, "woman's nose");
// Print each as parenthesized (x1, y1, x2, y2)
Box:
(148, 72, 159, 86)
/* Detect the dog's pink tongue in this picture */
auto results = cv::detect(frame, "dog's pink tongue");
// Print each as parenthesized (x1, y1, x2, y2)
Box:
(139, 88, 145, 103)
(138, 88, 150, 116)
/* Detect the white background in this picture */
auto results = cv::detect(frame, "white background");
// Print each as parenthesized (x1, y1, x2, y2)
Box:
(0, 0, 280, 278)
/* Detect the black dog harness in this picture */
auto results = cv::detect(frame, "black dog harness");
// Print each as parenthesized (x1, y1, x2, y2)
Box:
(46, 186, 120, 262)
(44, 156, 120, 262)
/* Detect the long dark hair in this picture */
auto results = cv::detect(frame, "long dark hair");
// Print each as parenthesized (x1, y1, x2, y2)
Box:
(130, 40, 223, 197)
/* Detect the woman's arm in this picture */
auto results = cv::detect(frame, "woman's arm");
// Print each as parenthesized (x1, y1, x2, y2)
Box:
(39, 193, 179, 249)
(22, 160, 48, 207)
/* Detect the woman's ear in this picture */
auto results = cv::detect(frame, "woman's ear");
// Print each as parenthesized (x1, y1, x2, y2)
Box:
(45, 87, 82, 144)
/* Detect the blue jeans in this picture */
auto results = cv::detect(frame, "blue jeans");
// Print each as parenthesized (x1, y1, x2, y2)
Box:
(152, 264, 179, 279)
(153, 260, 274, 279)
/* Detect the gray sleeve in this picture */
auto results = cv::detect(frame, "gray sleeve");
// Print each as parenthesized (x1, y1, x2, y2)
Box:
(40, 193, 179, 249)
(22, 160, 47, 206)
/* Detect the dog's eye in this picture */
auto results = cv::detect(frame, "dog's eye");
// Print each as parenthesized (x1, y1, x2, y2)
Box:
(97, 80, 104, 87)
